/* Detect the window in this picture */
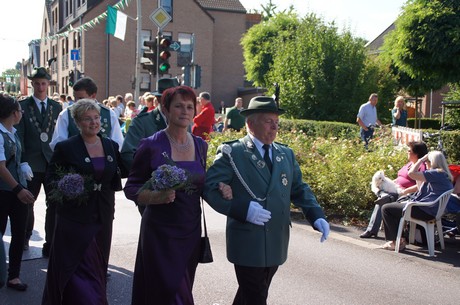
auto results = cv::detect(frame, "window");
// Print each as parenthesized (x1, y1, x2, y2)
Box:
(177, 33, 192, 66)
(161, 0, 173, 17)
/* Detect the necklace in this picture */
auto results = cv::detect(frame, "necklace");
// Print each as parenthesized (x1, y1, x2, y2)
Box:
(84, 138, 100, 147)
(165, 130, 191, 152)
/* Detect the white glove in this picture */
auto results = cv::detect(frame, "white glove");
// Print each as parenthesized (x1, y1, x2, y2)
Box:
(246, 201, 271, 226)
(20, 162, 34, 181)
(313, 218, 330, 243)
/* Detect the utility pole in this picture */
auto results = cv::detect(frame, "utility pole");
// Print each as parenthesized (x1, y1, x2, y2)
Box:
(134, 0, 142, 102)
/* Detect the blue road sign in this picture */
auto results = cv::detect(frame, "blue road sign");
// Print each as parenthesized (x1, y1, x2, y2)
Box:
(70, 49, 80, 61)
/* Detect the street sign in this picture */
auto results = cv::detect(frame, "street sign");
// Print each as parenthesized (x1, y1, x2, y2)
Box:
(150, 7, 172, 29)
(70, 49, 80, 61)
(169, 41, 181, 52)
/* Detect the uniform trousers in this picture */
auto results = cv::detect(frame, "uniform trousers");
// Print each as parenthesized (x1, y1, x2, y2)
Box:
(232, 265, 279, 305)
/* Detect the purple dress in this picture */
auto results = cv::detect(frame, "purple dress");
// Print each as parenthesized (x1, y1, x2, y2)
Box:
(124, 131, 207, 305)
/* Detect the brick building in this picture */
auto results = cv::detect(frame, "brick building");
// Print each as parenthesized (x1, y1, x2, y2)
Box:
(31, 0, 257, 108)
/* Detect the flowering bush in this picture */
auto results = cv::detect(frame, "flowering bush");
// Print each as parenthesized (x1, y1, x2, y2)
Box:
(208, 126, 407, 223)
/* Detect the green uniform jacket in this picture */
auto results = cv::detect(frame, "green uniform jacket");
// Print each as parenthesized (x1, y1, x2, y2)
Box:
(16, 96, 62, 173)
(120, 107, 166, 169)
(204, 135, 325, 267)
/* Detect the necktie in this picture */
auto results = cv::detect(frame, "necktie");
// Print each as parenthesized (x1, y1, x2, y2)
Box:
(40, 102, 46, 118)
(263, 144, 272, 172)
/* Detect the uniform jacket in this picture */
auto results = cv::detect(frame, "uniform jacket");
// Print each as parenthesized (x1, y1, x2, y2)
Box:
(204, 135, 325, 267)
(120, 107, 166, 169)
(16, 96, 62, 173)
(46, 135, 125, 225)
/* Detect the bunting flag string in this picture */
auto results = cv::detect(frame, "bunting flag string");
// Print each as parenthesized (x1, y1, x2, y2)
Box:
(30, 0, 131, 43)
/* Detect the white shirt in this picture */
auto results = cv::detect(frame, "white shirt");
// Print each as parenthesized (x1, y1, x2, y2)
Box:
(0, 123, 17, 161)
(248, 134, 272, 161)
(357, 101, 378, 127)
(32, 96, 48, 111)
(49, 106, 124, 151)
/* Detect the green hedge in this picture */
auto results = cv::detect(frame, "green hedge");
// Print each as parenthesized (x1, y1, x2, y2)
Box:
(407, 118, 441, 129)
(423, 129, 460, 164)
(279, 118, 358, 139)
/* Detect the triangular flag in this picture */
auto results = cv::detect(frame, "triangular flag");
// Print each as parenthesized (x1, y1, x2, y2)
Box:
(106, 6, 127, 41)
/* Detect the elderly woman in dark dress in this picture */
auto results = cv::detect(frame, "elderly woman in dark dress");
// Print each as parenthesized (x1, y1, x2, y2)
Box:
(42, 99, 125, 304)
(125, 86, 227, 305)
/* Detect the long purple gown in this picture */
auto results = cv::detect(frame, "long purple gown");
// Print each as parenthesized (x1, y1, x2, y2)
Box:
(124, 131, 207, 305)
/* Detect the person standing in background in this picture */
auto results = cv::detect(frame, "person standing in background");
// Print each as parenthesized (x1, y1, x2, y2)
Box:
(192, 92, 221, 140)
(392, 96, 408, 126)
(16, 67, 62, 257)
(356, 93, 382, 150)
(222, 97, 245, 132)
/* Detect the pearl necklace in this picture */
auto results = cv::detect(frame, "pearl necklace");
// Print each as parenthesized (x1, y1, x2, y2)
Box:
(84, 138, 100, 147)
(165, 130, 192, 152)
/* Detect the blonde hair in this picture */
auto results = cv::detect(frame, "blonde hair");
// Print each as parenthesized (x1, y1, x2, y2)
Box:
(393, 96, 407, 110)
(71, 98, 101, 122)
(427, 151, 453, 181)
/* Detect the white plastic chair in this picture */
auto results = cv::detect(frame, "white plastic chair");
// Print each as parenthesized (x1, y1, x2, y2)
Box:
(395, 189, 453, 257)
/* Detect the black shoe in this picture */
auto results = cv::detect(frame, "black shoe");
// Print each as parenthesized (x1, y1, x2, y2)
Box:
(7, 281, 28, 291)
(42, 243, 50, 258)
(374, 194, 395, 206)
(360, 231, 377, 238)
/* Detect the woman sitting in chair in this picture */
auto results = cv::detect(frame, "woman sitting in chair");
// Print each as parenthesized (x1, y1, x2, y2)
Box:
(380, 151, 453, 250)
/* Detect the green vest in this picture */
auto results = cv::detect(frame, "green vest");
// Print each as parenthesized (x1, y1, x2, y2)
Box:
(0, 131, 26, 190)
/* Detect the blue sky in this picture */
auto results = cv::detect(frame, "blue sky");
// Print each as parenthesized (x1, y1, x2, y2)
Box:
(0, 0, 405, 73)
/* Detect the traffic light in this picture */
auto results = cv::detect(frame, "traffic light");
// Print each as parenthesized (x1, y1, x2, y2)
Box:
(69, 70, 74, 86)
(181, 65, 191, 86)
(158, 36, 171, 75)
(142, 39, 157, 75)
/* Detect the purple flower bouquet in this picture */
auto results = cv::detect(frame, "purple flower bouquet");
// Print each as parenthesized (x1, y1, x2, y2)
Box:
(48, 167, 93, 205)
(137, 164, 195, 194)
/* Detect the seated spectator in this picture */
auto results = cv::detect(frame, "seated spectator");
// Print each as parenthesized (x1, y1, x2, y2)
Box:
(360, 141, 428, 238)
(380, 151, 453, 250)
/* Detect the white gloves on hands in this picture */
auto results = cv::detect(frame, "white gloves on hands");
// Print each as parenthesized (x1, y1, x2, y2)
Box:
(20, 162, 34, 181)
(246, 201, 271, 226)
(313, 218, 330, 243)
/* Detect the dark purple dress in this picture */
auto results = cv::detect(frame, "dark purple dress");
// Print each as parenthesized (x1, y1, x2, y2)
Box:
(42, 135, 123, 305)
(124, 131, 207, 305)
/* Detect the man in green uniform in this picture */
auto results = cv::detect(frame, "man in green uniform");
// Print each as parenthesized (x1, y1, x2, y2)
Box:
(204, 96, 329, 305)
(16, 67, 62, 256)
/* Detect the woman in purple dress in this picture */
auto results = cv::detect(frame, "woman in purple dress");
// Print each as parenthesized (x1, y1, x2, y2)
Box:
(42, 99, 125, 304)
(124, 86, 208, 305)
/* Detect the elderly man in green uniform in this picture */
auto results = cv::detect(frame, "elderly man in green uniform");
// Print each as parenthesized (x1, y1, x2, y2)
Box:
(16, 67, 62, 256)
(204, 96, 329, 305)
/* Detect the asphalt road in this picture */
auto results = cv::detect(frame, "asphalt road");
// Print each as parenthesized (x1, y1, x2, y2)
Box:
(1, 187, 459, 305)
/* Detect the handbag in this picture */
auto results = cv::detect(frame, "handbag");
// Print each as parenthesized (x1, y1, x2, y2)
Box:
(199, 199, 213, 264)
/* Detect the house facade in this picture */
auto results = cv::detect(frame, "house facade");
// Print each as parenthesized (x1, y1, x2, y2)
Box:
(33, 0, 253, 108)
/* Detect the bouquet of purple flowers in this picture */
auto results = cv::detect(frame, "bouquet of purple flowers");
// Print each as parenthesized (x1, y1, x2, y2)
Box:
(138, 164, 195, 194)
(48, 167, 93, 205)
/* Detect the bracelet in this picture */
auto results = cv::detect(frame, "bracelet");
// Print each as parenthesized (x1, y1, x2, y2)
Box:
(12, 184, 24, 195)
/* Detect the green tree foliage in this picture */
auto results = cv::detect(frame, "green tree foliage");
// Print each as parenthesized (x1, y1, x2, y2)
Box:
(241, 12, 398, 123)
(382, 0, 460, 89)
(241, 12, 300, 87)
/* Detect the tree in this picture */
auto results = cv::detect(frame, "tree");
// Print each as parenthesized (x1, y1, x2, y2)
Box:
(382, 0, 460, 89)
